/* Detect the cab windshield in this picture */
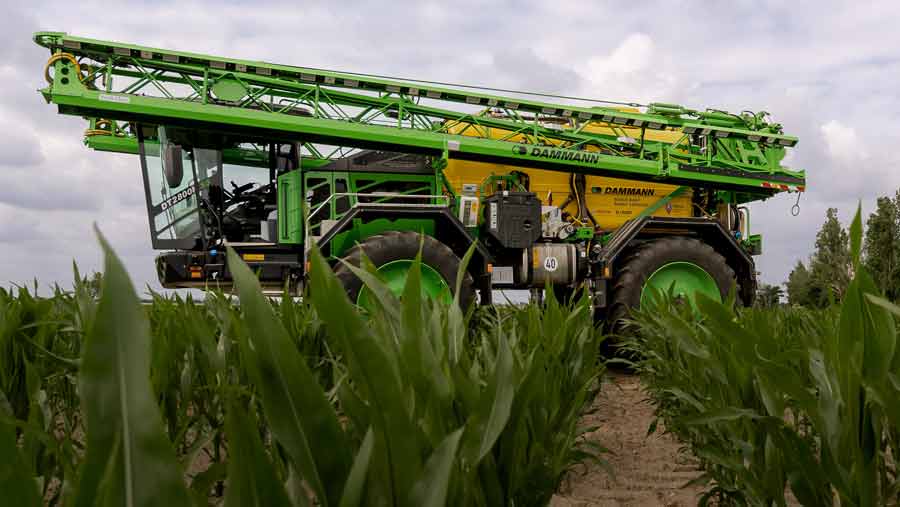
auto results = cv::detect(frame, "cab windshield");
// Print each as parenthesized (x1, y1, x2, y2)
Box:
(139, 127, 221, 250)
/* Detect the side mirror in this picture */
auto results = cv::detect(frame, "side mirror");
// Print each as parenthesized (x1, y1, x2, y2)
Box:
(163, 144, 185, 188)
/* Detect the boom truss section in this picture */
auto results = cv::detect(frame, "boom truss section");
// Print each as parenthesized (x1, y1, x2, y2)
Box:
(35, 32, 805, 196)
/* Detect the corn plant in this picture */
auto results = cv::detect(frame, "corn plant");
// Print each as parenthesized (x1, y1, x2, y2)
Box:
(628, 206, 900, 506)
(0, 265, 95, 504)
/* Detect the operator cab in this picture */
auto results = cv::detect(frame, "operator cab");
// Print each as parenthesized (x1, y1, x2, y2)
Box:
(137, 125, 303, 290)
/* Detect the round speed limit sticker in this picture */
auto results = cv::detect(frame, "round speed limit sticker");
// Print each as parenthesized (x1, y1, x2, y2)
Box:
(543, 256, 558, 272)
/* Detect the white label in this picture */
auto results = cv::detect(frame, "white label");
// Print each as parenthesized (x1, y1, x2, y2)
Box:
(458, 197, 479, 227)
(99, 93, 131, 104)
(159, 185, 195, 211)
(489, 202, 498, 230)
(491, 266, 514, 284)
(543, 256, 559, 272)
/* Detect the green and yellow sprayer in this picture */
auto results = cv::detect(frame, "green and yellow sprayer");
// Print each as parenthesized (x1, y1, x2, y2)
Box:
(35, 31, 804, 326)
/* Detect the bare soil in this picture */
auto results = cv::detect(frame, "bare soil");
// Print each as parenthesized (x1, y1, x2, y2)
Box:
(551, 371, 704, 507)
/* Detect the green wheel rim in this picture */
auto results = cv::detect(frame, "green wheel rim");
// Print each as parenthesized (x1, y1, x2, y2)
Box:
(357, 260, 452, 309)
(640, 261, 721, 307)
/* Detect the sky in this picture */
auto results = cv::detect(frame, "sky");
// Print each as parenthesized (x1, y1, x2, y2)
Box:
(1, 0, 899, 294)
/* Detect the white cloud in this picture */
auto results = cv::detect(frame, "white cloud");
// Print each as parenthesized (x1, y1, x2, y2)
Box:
(820, 120, 867, 163)
(3, 0, 900, 292)
(577, 33, 679, 103)
(588, 33, 654, 77)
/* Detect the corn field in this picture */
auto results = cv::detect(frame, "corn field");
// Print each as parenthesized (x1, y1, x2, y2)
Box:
(625, 208, 900, 506)
(0, 233, 604, 506)
(2, 207, 900, 506)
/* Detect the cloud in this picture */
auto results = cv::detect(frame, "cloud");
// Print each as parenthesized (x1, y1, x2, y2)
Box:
(3, 0, 900, 293)
(0, 140, 102, 212)
(0, 204, 47, 243)
(0, 123, 44, 167)
(576, 33, 680, 103)
(820, 120, 867, 163)
(587, 33, 654, 77)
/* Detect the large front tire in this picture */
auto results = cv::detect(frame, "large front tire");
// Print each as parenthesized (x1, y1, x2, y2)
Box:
(607, 237, 736, 333)
(333, 231, 476, 310)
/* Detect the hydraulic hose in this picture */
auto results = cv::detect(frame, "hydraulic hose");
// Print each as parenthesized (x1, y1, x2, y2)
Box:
(44, 52, 82, 84)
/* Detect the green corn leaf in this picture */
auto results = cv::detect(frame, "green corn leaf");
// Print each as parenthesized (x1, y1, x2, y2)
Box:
(782, 433, 832, 507)
(837, 278, 864, 396)
(447, 244, 478, 362)
(402, 243, 425, 321)
(454, 242, 477, 302)
(74, 228, 191, 507)
(807, 349, 843, 459)
(681, 407, 765, 425)
(94, 432, 124, 506)
(0, 391, 41, 507)
(866, 293, 900, 317)
(461, 332, 516, 465)
(227, 247, 351, 505)
(338, 428, 375, 507)
(335, 258, 400, 322)
(223, 396, 292, 507)
(399, 251, 426, 378)
(307, 245, 422, 499)
(849, 202, 862, 268)
(661, 387, 706, 413)
(860, 292, 898, 383)
(408, 428, 463, 507)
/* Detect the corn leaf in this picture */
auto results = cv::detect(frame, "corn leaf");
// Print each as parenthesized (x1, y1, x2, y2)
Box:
(461, 332, 516, 464)
(74, 228, 191, 507)
(408, 428, 463, 507)
(307, 246, 422, 499)
(227, 247, 351, 505)
(338, 428, 375, 507)
(223, 396, 292, 507)
(849, 202, 862, 270)
(0, 391, 41, 507)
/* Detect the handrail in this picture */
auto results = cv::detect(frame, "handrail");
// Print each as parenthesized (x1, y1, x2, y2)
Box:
(302, 192, 452, 267)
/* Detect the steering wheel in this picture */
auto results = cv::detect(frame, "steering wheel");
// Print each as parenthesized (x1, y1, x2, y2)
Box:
(230, 181, 255, 195)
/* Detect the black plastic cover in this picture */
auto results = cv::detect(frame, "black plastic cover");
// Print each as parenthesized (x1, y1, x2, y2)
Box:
(482, 192, 541, 249)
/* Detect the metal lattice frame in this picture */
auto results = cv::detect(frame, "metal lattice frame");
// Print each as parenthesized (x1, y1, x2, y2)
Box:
(35, 31, 805, 198)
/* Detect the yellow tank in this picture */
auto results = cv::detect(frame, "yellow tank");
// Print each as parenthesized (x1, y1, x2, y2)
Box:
(443, 114, 693, 231)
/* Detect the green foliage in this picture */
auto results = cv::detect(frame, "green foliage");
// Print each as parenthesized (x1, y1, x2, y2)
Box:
(630, 204, 900, 505)
(0, 237, 604, 506)
(785, 259, 813, 306)
(811, 207, 852, 303)
(754, 283, 783, 308)
(75, 229, 191, 507)
(787, 207, 852, 307)
(863, 192, 900, 299)
(789, 193, 900, 307)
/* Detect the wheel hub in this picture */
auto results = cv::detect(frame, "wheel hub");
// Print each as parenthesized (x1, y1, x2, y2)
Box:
(356, 259, 452, 308)
(640, 261, 721, 308)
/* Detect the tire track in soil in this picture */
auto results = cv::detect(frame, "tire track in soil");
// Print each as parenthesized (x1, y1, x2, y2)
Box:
(551, 371, 704, 507)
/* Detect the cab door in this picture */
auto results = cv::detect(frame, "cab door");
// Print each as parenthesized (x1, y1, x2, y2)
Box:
(138, 127, 221, 250)
(301, 171, 351, 241)
(277, 169, 302, 244)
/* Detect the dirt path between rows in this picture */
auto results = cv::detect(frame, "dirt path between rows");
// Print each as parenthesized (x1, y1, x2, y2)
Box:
(551, 371, 704, 507)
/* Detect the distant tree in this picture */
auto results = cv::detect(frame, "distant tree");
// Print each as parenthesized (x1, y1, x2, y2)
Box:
(786, 260, 815, 306)
(755, 283, 784, 308)
(863, 193, 900, 298)
(809, 207, 852, 305)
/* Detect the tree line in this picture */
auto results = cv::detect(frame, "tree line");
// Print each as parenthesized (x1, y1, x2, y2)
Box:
(771, 191, 900, 307)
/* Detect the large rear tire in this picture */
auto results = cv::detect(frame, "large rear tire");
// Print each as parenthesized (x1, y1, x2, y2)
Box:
(607, 237, 736, 333)
(333, 231, 476, 310)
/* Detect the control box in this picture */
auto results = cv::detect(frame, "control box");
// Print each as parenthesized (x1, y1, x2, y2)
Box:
(482, 191, 541, 249)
